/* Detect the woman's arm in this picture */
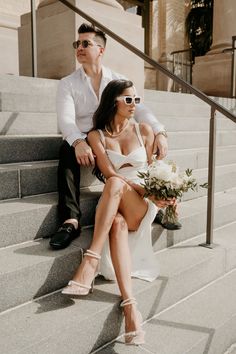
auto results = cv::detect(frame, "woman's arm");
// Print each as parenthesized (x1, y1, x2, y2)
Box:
(139, 122, 155, 164)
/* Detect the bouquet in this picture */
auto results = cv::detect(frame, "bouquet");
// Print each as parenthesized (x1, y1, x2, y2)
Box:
(138, 159, 206, 225)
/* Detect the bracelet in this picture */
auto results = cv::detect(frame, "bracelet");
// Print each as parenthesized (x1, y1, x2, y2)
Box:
(156, 131, 168, 138)
(72, 139, 85, 148)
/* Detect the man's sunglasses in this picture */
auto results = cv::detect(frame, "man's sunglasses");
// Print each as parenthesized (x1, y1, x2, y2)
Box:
(72, 40, 102, 49)
(116, 96, 141, 105)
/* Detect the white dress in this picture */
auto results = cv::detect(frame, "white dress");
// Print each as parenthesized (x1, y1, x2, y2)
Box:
(97, 124, 159, 282)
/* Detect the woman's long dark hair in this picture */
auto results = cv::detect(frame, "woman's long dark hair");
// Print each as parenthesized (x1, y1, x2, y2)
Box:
(91, 79, 133, 182)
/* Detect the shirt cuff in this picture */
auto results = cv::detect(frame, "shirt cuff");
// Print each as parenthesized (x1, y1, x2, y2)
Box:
(66, 132, 87, 146)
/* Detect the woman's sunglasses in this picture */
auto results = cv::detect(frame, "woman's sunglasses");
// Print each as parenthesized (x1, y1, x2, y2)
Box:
(72, 40, 102, 49)
(116, 96, 141, 105)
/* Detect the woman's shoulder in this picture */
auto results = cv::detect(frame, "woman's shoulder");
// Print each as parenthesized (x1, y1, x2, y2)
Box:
(88, 129, 106, 146)
(87, 130, 101, 141)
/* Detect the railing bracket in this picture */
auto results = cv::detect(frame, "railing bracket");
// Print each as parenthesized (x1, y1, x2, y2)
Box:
(199, 242, 218, 249)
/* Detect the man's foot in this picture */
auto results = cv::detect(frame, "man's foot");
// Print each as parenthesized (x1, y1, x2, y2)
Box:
(154, 210, 182, 230)
(49, 223, 81, 250)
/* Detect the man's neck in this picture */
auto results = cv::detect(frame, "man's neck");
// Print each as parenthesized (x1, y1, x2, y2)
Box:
(82, 63, 102, 78)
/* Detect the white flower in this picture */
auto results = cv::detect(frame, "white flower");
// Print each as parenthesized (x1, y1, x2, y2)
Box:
(170, 173, 183, 187)
(149, 160, 173, 182)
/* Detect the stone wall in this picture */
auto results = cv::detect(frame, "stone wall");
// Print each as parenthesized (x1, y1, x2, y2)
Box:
(0, 0, 40, 75)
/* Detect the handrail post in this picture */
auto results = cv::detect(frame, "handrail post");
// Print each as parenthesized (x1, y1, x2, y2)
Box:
(30, 0, 37, 77)
(200, 107, 217, 249)
(231, 36, 236, 98)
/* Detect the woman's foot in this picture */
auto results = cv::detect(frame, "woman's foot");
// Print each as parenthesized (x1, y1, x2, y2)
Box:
(62, 250, 100, 295)
(120, 298, 145, 345)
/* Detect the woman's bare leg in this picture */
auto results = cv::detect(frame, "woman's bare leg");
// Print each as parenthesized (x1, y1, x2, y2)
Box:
(71, 176, 147, 287)
(109, 213, 142, 334)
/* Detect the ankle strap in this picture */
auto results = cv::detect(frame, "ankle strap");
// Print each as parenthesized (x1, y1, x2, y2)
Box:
(84, 249, 101, 260)
(120, 298, 137, 307)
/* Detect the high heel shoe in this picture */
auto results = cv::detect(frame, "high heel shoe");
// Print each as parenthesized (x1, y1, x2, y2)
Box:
(120, 298, 145, 345)
(61, 249, 101, 296)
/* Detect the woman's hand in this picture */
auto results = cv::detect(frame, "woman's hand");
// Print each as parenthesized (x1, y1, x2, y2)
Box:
(149, 195, 177, 209)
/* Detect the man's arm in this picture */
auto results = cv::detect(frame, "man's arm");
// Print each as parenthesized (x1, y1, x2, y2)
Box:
(134, 103, 168, 159)
(56, 78, 87, 145)
(56, 78, 94, 166)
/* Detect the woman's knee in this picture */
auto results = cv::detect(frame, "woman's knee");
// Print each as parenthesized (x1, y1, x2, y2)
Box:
(111, 214, 128, 236)
(105, 176, 126, 197)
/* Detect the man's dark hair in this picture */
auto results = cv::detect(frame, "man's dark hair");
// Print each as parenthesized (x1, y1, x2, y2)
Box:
(78, 23, 107, 47)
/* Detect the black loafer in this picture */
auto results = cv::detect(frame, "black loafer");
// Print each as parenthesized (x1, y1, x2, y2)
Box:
(49, 223, 81, 250)
(154, 210, 182, 230)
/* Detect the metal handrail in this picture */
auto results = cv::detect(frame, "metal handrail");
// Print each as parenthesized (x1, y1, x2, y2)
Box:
(56, 0, 236, 247)
(170, 48, 193, 92)
(231, 36, 236, 98)
(30, 0, 37, 77)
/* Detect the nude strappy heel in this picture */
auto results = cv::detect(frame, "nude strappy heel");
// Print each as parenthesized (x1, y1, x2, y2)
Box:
(61, 249, 101, 296)
(120, 298, 145, 345)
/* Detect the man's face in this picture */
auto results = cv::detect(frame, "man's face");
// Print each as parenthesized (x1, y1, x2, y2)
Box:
(75, 32, 104, 65)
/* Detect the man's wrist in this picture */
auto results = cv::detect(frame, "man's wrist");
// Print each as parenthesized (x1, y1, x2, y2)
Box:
(72, 138, 85, 148)
(156, 130, 168, 138)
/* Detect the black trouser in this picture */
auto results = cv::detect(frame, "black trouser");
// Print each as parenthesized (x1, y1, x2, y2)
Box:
(57, 140, 82, 224)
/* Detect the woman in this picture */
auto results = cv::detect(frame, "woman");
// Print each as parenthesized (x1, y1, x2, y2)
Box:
(62, 79, 175, 345)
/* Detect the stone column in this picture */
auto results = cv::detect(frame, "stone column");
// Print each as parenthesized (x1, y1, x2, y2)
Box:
(146, 0, 186, 90)
(193, 0, 236, 97)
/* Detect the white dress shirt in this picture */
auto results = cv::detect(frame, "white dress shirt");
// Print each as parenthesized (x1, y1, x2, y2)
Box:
(56, 65, 165, 145)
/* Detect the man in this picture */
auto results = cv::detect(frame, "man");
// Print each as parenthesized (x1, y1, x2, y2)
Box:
(50, 23, 179, 250)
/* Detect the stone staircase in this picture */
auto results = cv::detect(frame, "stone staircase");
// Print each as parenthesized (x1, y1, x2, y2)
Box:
(0, 75, 236, 354)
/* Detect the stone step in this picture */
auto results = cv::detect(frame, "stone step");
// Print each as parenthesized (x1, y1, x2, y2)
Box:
(0, 74, 58, 95)
(1, 180, 236, 250)
(152, 187, 236, 252)
(168, 130, 236, 150)
(168, 146, 236, 170)
(0, 112, 58, 135)
(99, 266, 236, 354)
(0, 161, 58, 200)
(161, 115, 236, 132)
(1, 112, 235, 137)
(145, 100, 211, 117)
(0, 156, 235, 201)
(0, 92, 56, 113)
(0, 135, 61, 163)
(144, 89, 236, 113)
(0, 131, 235, 165)
(183, 163, 236, 201)
(0, 188, 102, 248)
(0, 161, 101, 201)
(0, 224, 235, 353)
(1, 143, 236, 201)
(144, 89, 208, 104)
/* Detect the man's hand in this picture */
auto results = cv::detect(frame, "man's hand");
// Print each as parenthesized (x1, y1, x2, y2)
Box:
(74, 140, 95, 166)
(152, 134, 168, 160)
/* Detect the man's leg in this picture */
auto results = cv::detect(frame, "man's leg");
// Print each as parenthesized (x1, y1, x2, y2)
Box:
(154, 209, 182, 230)
(50, 141, 81, 249)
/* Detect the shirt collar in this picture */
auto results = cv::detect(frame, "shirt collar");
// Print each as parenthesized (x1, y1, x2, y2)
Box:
(78, 65, 112, 82)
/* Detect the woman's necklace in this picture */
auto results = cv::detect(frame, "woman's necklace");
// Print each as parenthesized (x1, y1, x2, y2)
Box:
(105, 120, 129, 138)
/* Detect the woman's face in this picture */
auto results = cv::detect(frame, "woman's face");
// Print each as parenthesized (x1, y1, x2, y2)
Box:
(116, 86, 137, 119)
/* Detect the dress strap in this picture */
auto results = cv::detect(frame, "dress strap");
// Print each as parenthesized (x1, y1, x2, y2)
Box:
(97, 129, 106, 148)
(134, 123, 144, 147)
